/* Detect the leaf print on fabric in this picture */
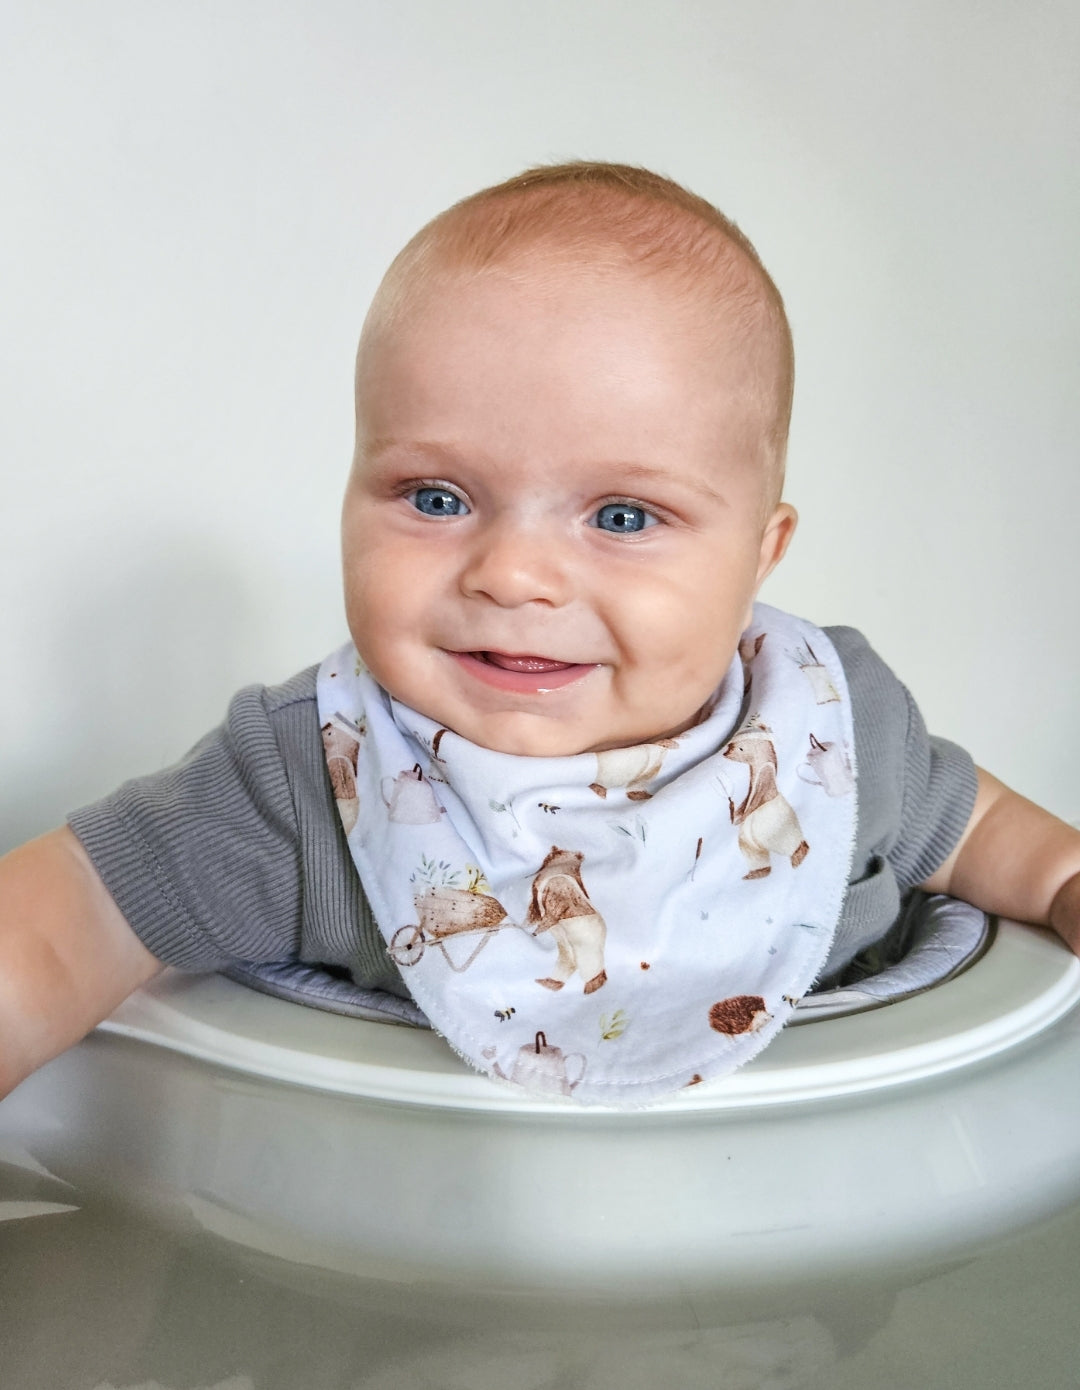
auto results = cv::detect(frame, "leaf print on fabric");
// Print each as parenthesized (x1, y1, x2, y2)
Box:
(599, 1008, 629, 1041)
(487, 796, 522, 837)
(410, 854, 461, 889)
(610, 815, 648, 844)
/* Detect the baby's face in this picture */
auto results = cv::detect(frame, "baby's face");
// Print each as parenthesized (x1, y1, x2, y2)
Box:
(342, 264, 795, 756)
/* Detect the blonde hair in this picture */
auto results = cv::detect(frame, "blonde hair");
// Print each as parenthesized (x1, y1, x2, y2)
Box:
(357, 161, 794, 498)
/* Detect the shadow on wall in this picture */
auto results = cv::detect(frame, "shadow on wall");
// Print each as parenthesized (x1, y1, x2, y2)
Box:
(0, 536, 275, 850)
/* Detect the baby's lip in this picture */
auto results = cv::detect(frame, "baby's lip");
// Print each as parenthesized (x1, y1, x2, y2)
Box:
(472, 651, 580, 673)
(447, 649, 599, 694)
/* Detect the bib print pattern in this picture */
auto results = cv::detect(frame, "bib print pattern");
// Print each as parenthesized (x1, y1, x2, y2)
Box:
(317, 603, 857, 1107)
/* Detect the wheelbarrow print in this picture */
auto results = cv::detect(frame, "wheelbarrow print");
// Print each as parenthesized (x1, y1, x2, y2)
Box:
(390, 885, 513, 972)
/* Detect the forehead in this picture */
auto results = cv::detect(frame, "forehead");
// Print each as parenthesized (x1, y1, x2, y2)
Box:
(358, 261, 768, 438)
(354, 265, 776, 515)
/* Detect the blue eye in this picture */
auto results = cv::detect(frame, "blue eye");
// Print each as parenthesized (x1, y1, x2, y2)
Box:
(593, 503, 656, 534)
(411, 487, 468, 517)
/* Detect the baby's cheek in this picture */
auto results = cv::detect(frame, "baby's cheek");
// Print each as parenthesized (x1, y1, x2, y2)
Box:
(614, 634, 720, 731)
(347, 541, 409, 617)
(344, 571, 398, 666)
(654, 614, 738, 711)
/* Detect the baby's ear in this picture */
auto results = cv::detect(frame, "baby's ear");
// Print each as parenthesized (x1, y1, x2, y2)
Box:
(755, 503, 797, 587)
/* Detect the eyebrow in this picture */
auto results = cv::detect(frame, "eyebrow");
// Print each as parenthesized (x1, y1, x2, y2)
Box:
(361, 439, 731, 507)
(362, 438, 460, 467)
(609, 460, 730, 507)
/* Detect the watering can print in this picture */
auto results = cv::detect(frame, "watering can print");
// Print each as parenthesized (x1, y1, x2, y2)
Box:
(797, 734, 854, 797)
(508, 1032, 587, 1097)
(381, 765, 445, 823)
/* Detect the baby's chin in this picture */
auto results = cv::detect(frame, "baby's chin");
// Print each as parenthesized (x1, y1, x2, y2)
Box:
(423, 708, 598, 757)
(414, 703, 704, 758)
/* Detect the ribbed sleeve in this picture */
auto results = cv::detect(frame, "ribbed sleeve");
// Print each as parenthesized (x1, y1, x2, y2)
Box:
(69, 681, 306, 969)
(824, 627, 978, 971)
(68, 667, 409, 993)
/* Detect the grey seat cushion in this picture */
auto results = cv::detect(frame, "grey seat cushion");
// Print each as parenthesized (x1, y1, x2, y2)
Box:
(794, 893, 991, 1022)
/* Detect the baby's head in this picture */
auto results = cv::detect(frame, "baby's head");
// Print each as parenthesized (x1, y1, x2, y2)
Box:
(341, 162, 797, 757)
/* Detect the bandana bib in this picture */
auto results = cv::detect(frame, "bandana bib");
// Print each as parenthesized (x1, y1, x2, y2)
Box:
(317, 603, 856, 1107)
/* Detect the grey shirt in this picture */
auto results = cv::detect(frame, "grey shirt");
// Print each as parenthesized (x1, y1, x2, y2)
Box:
(68, 628, 978, 992)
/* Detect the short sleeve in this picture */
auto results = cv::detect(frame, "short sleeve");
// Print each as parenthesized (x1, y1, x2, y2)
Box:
(890, 690, 978, 890)
(824, 626, 979, 971)
(68, 684, 305, 970)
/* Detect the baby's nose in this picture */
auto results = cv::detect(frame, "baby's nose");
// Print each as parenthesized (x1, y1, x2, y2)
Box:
(458, 522, 573, 608)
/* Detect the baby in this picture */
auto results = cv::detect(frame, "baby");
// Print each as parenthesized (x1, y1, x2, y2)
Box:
(2, 162, 1079, 1103)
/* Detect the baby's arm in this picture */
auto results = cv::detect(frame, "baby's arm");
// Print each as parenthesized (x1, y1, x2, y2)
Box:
(920, 770, 1080, 951)
(0, 827, 162, 1098)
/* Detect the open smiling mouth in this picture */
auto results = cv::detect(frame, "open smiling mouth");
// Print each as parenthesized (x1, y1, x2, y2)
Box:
(450, 650, 598, 693)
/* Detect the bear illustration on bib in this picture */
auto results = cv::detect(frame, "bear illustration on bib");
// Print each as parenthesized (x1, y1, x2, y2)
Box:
(527, 846, 608, 994)
(723, 717, 810, 879)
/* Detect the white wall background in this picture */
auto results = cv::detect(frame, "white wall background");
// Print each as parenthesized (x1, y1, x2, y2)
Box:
(2, 0, 1077, 850)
